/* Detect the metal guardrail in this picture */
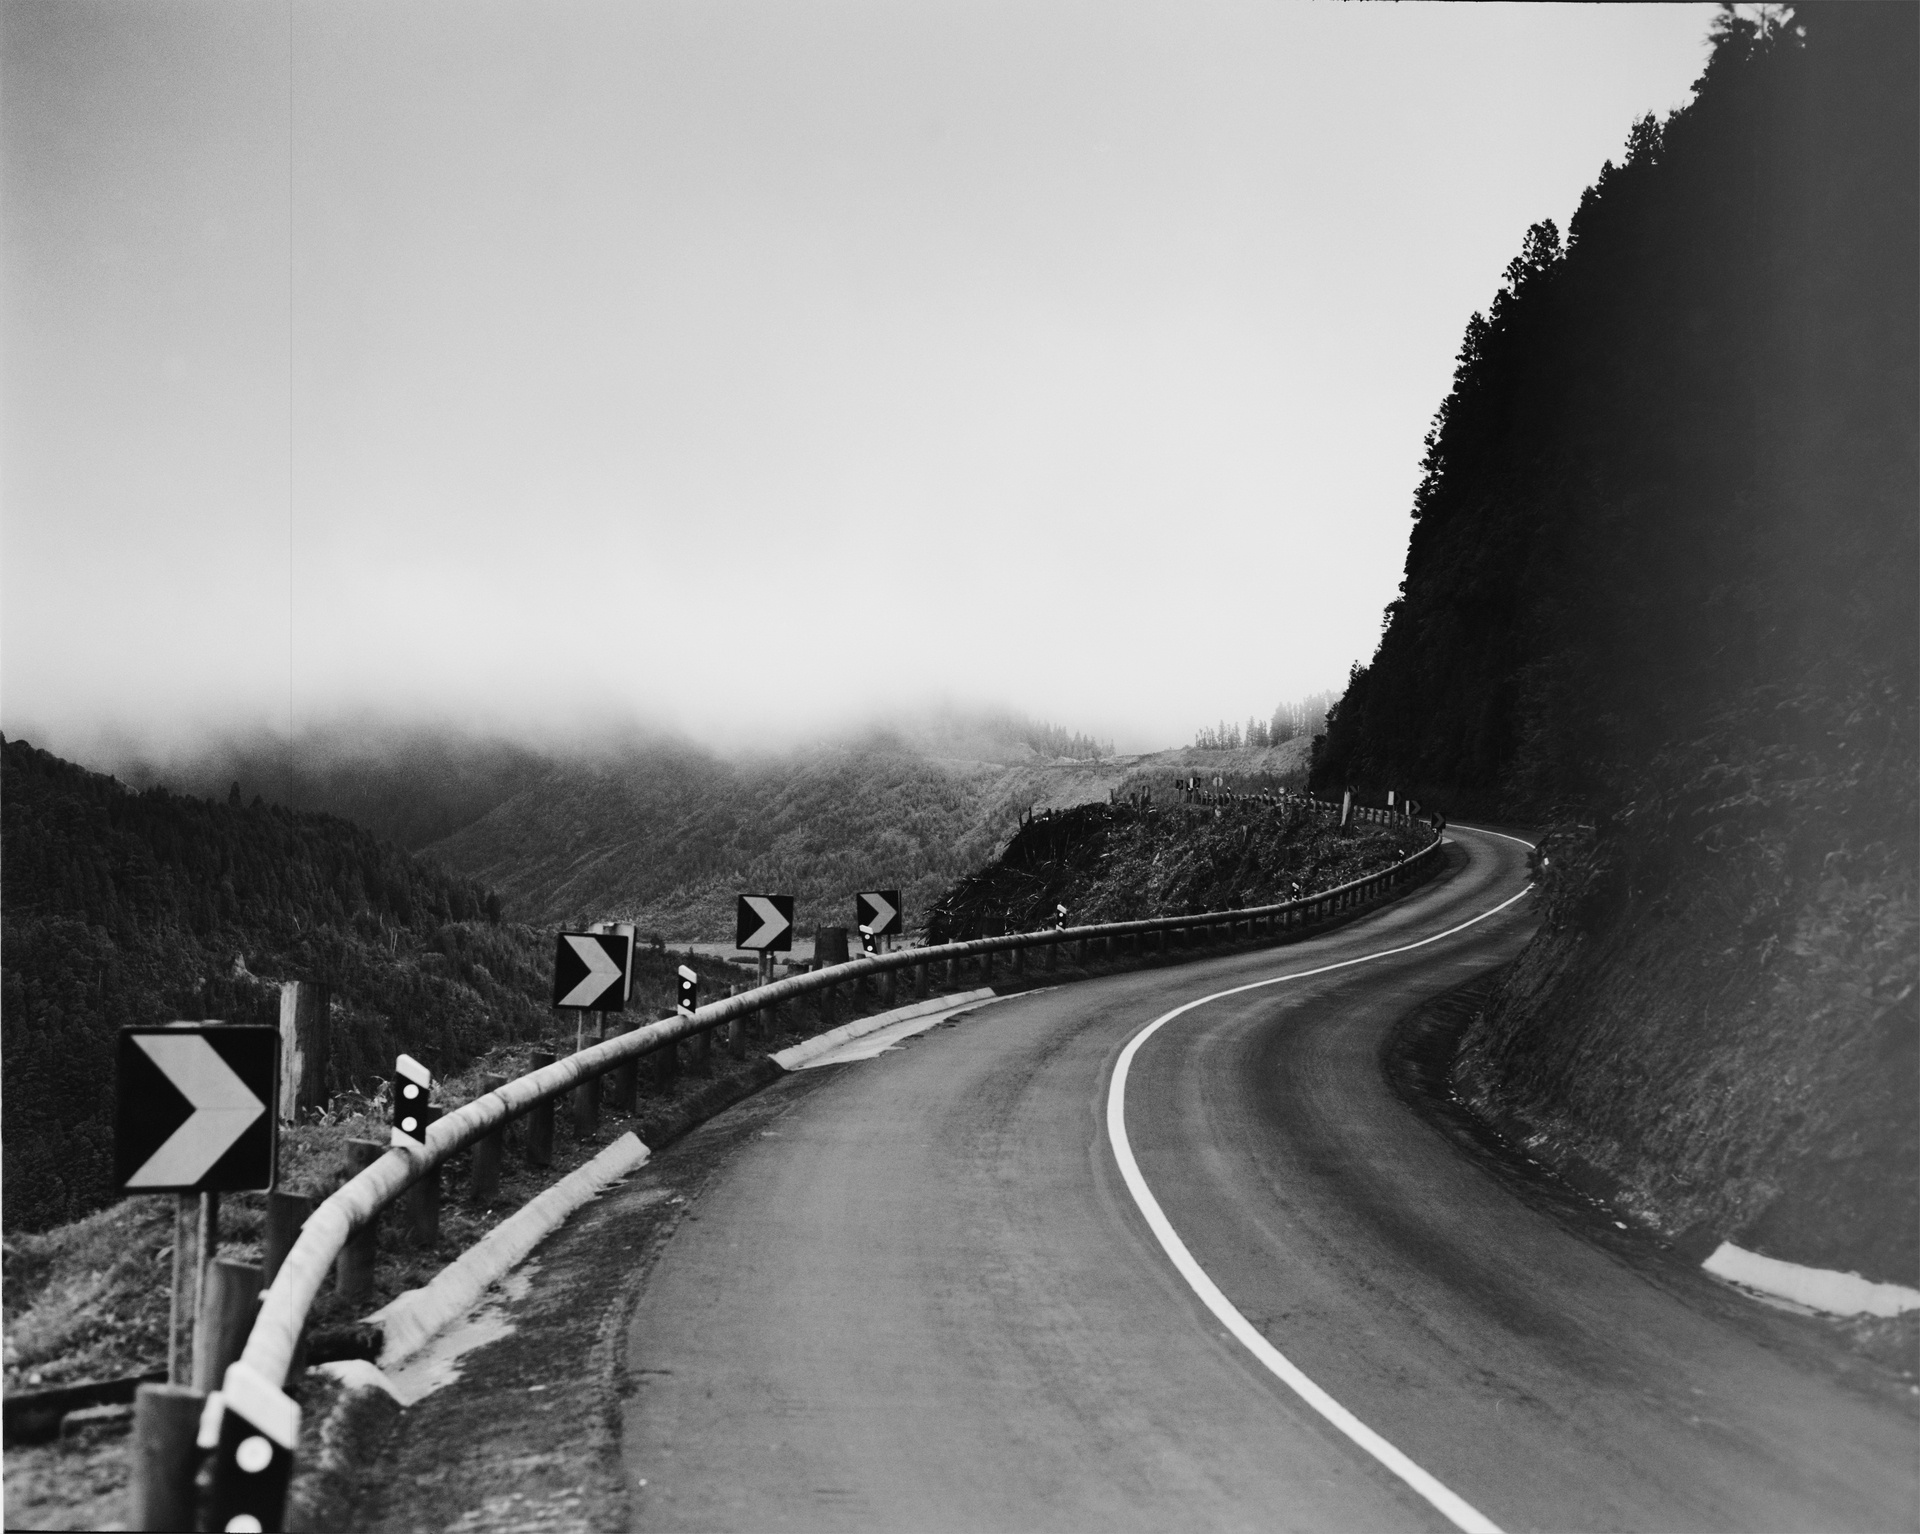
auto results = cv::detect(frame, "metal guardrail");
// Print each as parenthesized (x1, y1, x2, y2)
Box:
(238, 821, 1446, 1410)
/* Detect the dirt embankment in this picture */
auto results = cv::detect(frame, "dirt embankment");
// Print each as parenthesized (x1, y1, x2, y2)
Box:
(1452, 702, 1918, 1290)
(926, 791, 1425, 941)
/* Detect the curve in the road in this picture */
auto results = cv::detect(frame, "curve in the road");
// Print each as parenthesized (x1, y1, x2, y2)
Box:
(621, 826, 1919, 1533)
(1105, 876, 1538, 1534)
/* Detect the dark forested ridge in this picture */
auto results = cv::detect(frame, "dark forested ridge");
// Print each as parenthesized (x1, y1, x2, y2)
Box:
(0, 735, 561, 1232)
(1312, 5, 1915, 818)
(1316, 8, 1917, 1289)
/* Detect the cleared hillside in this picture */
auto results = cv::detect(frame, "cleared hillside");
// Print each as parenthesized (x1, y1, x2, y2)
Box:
(427, 736, 1311, 939)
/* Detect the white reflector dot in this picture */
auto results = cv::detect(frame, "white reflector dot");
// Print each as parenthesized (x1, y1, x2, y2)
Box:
(236, 1434, 273, 1473)
(226, 1517, 264, 1533)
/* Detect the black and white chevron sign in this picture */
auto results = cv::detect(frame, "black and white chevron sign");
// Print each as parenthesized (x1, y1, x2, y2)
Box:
(735, 894, 795, 952)
(856, 889, 901, 937)
(552, 931, 633, 1011)
(115, 1025, 279, 1194)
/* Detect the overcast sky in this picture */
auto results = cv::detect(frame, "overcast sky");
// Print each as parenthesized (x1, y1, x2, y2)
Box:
(2, 0, 1717, 761)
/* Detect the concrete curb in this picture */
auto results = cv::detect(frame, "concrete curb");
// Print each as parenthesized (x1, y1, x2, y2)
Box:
(370, 1132, 653, 1369)
(1703, 1241, 1920, 1318)
(771, 989, 998, 1071)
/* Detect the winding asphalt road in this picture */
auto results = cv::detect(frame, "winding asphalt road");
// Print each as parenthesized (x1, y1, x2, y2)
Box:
(623, 828, 1919, 1532)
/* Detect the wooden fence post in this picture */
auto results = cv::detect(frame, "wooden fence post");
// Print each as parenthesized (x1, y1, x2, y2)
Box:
(277, 979, 332, 1121)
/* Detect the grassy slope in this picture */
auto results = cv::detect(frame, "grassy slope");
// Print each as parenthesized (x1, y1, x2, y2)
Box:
(427, 738, 1311, 938)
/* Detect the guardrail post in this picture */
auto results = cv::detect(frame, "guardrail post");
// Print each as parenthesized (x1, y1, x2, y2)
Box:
(528, 1051, 555, 1167)
(573, 1054, 600, 1140)
(470, 1076, 507, 1203)
(335, 1139, 384, 1303)
(916, 960, 929, 999)
(610, 1026, 638, 1115)
(1047, 937, 1059, 972)
(130, 1383, 205, 1532)
(407, 1163, 441, 1247)
(820, 977, 837, 1028)
(263, 1191, 312, 1287)
(689, 1020, 712, 1074)
(885, 967, 899, 1007)
(193, 1259, 263, 1392)
(727, 987, 747, 1059)
(984, 947, 995, 980)
(654, 1035, 679, 1092)
(1014, 944, 1026, 977)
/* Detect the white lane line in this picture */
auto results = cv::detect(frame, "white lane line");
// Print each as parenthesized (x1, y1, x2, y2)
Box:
(1446, 823, 1539, 850)
(1106, 881, 1535, 1534)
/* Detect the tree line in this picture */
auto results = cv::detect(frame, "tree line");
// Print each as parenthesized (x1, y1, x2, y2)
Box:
(1193, 691, 1336, 752)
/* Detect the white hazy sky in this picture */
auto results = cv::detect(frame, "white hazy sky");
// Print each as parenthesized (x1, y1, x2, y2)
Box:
(2, 0, 1717, 760)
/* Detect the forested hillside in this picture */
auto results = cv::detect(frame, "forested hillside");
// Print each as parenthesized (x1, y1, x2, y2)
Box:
(0, 737, 557, 1233)
(1315, 8, 1917, 1285)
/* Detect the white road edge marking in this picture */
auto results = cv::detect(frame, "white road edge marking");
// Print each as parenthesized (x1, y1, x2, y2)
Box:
(1107, 876, 1536, 1534)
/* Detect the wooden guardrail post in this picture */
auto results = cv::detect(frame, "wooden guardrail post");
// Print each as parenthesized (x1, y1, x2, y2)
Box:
(984, 946, 995, 981)
(129, 1384, 205, 1532)
(573, 1057, 600, 1139)
(193, 1259, 262, 1392)
(689, 1017, 712, 1073)
(527, 1051, 555, 1167)
(916, 959, 929, 999)
(335, 1139, 384, 1303)
(609, 1023, 637, 1115)
(470, 1075, 507, 1203)
(727, 985, 747, 1059)
(408, 1163, 440, 1247)
(654, 1034, 679, 1092)
(263, 1192, 312, 1287)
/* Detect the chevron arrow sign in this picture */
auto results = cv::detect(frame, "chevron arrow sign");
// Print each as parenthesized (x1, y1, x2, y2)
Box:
(856, 889, 901, 938)
(552, 931, 633, 1011)
(735, 894, 795, 952)
(115, 1026, 279, 1194)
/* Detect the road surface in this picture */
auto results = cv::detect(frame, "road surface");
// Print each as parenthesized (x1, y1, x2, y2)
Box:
(622, 826, 1919, 1532)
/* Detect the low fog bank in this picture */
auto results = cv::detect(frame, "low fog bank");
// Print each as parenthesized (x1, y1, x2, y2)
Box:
(14, 702, 1141, 853)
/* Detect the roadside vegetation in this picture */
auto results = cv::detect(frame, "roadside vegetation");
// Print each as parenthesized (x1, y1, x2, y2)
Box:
(928, 789, 1426, 940)
(1308, 6, 1917, 1292)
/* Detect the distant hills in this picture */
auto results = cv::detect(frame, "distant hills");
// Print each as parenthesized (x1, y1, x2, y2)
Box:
(98, 709, 1306, 942)
(423, 727, 1311, 939)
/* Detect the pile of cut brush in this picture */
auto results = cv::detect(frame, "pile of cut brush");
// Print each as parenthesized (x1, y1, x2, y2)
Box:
(924, 797, 1425, 942)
